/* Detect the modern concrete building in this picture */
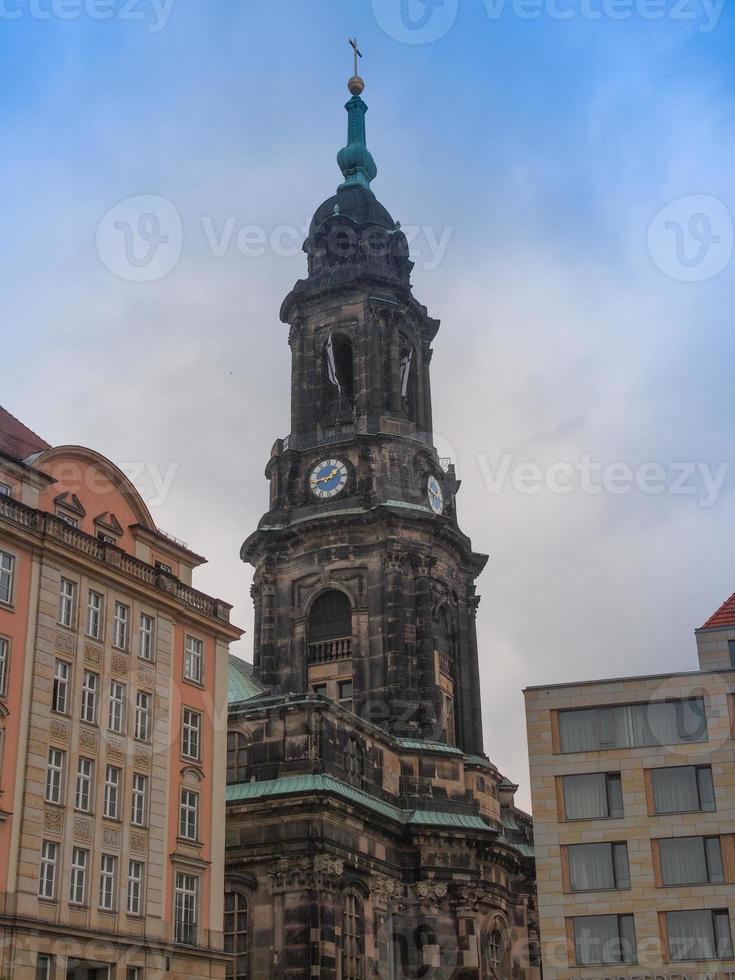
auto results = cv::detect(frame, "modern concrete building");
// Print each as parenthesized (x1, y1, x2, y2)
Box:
(525, 599, 735, 980)
(0, 407, 242, 979)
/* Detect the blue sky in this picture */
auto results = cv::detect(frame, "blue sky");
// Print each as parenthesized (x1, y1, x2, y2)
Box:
(2, 0, 735, 805)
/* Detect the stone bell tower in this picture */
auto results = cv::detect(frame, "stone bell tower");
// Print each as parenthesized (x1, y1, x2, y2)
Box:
(242, 62, 487, 754)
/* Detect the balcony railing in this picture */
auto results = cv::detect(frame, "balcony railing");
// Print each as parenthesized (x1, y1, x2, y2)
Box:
(307, 636, 353, 664)
(0, 495, 232, 623)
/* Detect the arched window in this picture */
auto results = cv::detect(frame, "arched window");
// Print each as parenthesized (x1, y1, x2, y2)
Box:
(342, 892, 365, 980)
(399, 335, 417, 422)
(224, 891, 249, 980)
(308, 590, 352, 663)
(226, 732, 248, 784)
(482, 926, 508, 979)
(322, 334, 355, 418)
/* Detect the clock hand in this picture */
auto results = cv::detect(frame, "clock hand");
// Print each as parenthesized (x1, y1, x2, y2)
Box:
(317, 468, 339, 484)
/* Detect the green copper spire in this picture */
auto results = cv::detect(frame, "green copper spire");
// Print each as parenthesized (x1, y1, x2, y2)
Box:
(337, 39, 377, 190)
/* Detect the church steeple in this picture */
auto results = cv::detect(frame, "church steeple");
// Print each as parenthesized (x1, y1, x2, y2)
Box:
(337, 41, 377, 190)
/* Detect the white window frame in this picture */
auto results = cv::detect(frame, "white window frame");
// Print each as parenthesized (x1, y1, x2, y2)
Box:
(45, 748, 65, 805)
(75, 757, 94, 812)
(131, 773, 148, 827)
(184, 634, 203, 684)
(108, 681, 126, 734)
(134, 691, 151, 742)
(36, 954, 53, 980)
(0, 482, 11, 497)
(0, 636, 8, 696)
(81, 670, 98, 724)
(179, 788, 199, 841)
(99, 853, 117, 911)
(103, 765, 121, 820)
(113, 601, 130, 650)
(38, 841, 58, 900)
(69, 847, 88, 905)
(181, 708, 201, 761)
(56, 511, 79, 529)
(52, 659, 70, 714)
(0, 550, 14, 606)
(139, 613, 155, 661)
(127, 860, 144, 916)
(174, 871, 199, 945)
(58, 577, 76, 629)
(86, 590, 104, 640)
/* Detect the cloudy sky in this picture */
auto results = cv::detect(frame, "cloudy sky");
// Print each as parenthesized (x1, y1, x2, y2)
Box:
(3, 0, 735, 808)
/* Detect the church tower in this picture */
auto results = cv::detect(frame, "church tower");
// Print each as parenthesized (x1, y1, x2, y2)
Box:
(226, 54, 538, 980)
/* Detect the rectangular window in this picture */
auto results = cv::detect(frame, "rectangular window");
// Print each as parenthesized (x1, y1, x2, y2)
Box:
(35, 954, 53, 980)
(38, 841, 58, 899)
(651, 765, 716, 814)
(127, 860, 144, 916)
(131, 773, 148, 826)
(52, 659, 70, 714)
(103, 765, 121, 820)
(75, 757, 94, 812)
(0, 483, 11, 497)
(0, 550, 14, 605)
(667, 909, 734, 961)
(58, 577, 76, 628)
(99, 853, 117, 911)
(45, 747, 65, 805)
(0, 636, 8, 696)
(155, 560, 173, 574)
(562, 772, 624, 820)
(567, 842, 630, 892)
(69, 847, 88, 905)
(573, 914, 637, 965)
(86, 590, 104, 639)
(126, 969, 141, 980)
(659, 836, 724, 886)
(108, 681, 126, 733)
(558, 698, 707, 753)
(179, 788, 199, 841)
(181, 709, 201, 760)
(174, 871, 198, 945)
(338, 679, 353, 708)
(184, 635, 203, 683)
(139, 613, 155, 661)
(56, 512, 79, 529)
(113, 601, 130, 650)
(81, 670, 98, 724)
(134, 691, 151, 742)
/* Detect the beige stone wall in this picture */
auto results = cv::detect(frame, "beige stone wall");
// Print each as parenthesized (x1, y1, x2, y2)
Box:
(525, 668, 735, 980)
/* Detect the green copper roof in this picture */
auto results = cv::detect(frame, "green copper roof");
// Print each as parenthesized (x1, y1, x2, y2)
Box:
(228, 655, 266, 704)
(395, 739, 464, 756)
(226, 773, 494, 832)
(337, 93, 377, 190)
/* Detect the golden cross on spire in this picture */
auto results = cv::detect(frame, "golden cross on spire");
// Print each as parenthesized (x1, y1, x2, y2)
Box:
(349, 37, 362, 77)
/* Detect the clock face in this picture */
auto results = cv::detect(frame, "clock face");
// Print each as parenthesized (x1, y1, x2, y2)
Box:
(427, 474, 444, 514)
(309, 458, 349, 499)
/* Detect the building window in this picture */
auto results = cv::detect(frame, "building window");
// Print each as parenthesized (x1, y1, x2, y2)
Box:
(342, 892, 365, 980)
(179, 788, 199, 841)
(562, 772, 624, 820)
(226, 732, 248, 784)
(666, 909, 733, 961)
(56, 511, 79, 528)
(572, 914, 637, 965)
(52, 659, 70, 714)
(0, 483, 11, 497)
(103, 765, 121, 820)
(155, 560, 173, 574)
(651, 765, 715, 814)
(45, 747, 65, 804)
(139, 613, 155, 661)
(97, 530, 116, 545)
(85, 590, 104, 640)
(182, 709, 201, 760)
(658, 836, 724, 886)
(559, 698, 707, 753)
(134, 691, 151, 742)
(69, 847, 88, 905)
(81, 670, 98, 724)
(0, 636, 8, 696)
(225, 891, 249, 980)
(307, 589, 352, 663)
(108, 681, 126, 733)
(338, 679, 353, 710)
(58, 578, 76, 628)
(184, 635, 203, 684)
(126, 970, 142, 980)
(38, 841, 58, 899)
(75, 757, 94, 812)
(0, 550, 14, 605)
(174, 871, 198, 945)
(131, 773, 148, 826)
(113, 601, 130, 650)
(567, 842, 630, 891)
(127, 860, 144, 916)
(99, 853, 117, 911)
(486, 929, 506, 974)
(346, 737, 364, 780)
(35, 954, 53, 980)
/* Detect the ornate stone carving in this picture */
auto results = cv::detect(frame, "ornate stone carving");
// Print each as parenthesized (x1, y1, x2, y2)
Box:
(56, 630, 74, 654)
(383, 553, 407, 574)
(84, 642, 102, 665)
(371, 876, 405, 901)
(79, 728, 97, 753)
(43, 808, 63, 834)
(314, 854, 344, 878)
(74, 817, 93, 842)
(106, 739, 125, 762)
(133, 748, 151, 770)
(413, 554, 437, 578)
(129, 831, 147, 854)
(111, 654, 128, 676)
(103, 825, 120, 848)
(49, 719, 69, 743)
(137, 666, 154, 688)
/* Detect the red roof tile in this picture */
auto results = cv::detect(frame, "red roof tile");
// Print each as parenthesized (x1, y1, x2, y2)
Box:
(700, 592, 735, 630)
(0, 406, 50, 462)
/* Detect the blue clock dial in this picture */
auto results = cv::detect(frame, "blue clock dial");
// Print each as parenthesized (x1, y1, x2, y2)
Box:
(309, 458, 348, 499)
(427, 474, 444, 515)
